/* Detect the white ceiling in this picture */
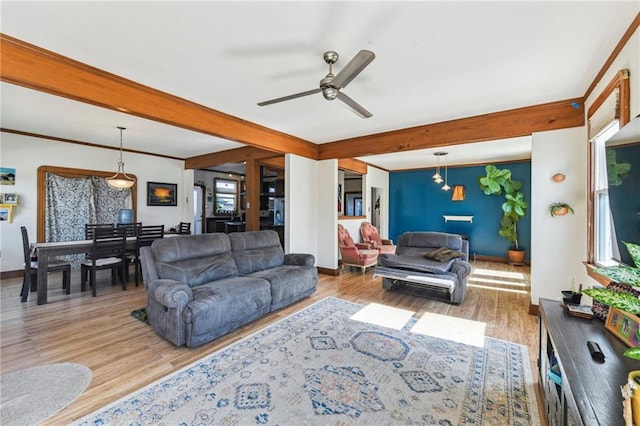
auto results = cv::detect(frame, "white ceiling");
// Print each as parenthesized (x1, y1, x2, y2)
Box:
(1, 1, 638, 171)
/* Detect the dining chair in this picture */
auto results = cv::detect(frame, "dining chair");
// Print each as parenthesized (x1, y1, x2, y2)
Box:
(85, 223, 115, 240)
(117, 222, 142, 237)
(80, 227, 127, 297)
(178, 222, 191, 235)
(20, 226, 72, 303)
(128, 224, 164, 286)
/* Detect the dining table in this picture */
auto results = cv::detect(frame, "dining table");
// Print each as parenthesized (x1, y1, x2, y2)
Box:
(33, 234, 175, 305)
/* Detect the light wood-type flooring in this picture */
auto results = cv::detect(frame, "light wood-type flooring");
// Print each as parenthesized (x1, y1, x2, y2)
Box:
(0, 261, 543, 424)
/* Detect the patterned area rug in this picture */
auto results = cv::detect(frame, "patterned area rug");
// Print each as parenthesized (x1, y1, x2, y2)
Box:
(75, 297, 539, 425)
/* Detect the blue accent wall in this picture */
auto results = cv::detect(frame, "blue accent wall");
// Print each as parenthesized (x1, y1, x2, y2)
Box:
(389, 162, 531, 259)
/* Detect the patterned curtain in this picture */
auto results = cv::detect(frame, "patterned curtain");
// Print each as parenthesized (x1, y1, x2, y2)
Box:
(45, 172, 132, 267)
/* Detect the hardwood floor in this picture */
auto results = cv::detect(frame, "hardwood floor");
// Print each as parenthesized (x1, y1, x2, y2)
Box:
(0, 261, 541, 424)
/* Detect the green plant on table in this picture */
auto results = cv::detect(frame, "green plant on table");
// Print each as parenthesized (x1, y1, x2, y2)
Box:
(583, 241, 640, 360)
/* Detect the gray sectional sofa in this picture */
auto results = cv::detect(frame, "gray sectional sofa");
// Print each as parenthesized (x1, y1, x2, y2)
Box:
(140, 230, 317, 347)
(373, 231, 472, 304)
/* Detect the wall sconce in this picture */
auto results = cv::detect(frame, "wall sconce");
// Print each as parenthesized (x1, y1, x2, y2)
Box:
(452, 185, 465, 201)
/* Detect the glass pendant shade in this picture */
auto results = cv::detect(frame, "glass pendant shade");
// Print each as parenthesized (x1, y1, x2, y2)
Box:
(107, 127, 135, 189)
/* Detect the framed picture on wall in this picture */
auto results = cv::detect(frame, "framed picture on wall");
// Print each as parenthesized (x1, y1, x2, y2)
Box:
(147, 182, 177, 206)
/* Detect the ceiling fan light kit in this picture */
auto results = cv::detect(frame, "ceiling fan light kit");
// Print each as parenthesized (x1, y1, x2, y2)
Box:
(258, 50, 375, 118)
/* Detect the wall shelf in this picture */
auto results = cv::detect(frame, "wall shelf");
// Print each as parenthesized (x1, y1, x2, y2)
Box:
(443, 215, 473, 223)
(0, 203, 17, 223)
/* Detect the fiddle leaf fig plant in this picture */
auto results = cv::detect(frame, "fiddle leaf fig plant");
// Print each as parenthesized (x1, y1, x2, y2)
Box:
(478, 165, 528, 250)
(583, 241, 640, 360)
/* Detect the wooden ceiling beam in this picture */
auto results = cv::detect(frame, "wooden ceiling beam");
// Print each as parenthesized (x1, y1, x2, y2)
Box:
(0, 33, 318, 160)
(319, 98, 585, 160)
(338, 158, 368, 174)
(259, 156, 285, 170)
(185, 146, 278, 170)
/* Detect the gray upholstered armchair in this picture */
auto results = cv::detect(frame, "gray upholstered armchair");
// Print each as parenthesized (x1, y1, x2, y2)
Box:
(373, 231, 472, 304)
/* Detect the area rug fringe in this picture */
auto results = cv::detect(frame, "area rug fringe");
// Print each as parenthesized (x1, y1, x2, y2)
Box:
(74, 296, 540, 425)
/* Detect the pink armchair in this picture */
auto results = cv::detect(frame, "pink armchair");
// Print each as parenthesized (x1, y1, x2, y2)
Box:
(360, 222, 396, 254)
(337, 224, 379, 274)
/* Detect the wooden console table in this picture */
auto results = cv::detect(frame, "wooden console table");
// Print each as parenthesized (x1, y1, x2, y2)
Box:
(538, 298, 637, 425)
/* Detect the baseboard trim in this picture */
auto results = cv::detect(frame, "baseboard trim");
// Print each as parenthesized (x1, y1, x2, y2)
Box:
(528, 303, 539, 316)
(1, 269, 22, 281)
(317, 267, 339, 276)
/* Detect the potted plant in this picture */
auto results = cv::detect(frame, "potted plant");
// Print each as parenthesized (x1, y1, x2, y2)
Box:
(478, 165, 528, 265)
(549, 202, 574, 217)
(561, 279, 582, 305)
(583, 241, 640, 360)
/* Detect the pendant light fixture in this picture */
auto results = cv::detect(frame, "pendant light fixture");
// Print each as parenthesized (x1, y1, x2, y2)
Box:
(441, 152, 451, 191)
(106, 126, 136, 189)
(433, 152, 447, 186)
(432, 152, 442, 183)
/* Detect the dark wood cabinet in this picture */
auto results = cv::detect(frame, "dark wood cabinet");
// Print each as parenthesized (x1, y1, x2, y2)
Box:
(538, 298, 635, 425)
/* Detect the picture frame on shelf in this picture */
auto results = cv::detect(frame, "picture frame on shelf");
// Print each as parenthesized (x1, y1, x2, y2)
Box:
(147, 182, 177, 206)
(605, 307, 640, 348)
(3, 193, 18, 205)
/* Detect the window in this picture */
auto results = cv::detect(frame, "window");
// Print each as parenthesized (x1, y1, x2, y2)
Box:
(214, 178, 238, 213)
(592, 121, 620, 266)
(587, 69, 629, 267)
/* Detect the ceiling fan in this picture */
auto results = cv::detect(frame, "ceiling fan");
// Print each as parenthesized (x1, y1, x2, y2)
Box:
(257, 50, 375, 118)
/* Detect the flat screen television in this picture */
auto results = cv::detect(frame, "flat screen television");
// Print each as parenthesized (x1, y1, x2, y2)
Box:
(605, 114, 640, 266)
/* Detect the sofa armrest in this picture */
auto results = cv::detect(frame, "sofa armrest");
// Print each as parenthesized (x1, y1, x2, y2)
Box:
(450, 260, 472, 278)
(284, 253, 315, 267)
(147, 279, 193, 307)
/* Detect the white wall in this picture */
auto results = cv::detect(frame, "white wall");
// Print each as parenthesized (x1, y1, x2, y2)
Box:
(285, 154, 317, 256)
(531, 26, 639, 305)
(530, 127, 589, 304)
(0, 132, 192, 272)
(317, 160, 338, 269)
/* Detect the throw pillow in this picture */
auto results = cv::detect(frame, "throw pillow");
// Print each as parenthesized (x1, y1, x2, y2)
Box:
(424, 247, 465, 262)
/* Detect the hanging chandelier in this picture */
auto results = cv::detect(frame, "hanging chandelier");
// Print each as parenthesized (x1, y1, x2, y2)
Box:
(433, 152, 449, 188)
(106, 127, 136, 189)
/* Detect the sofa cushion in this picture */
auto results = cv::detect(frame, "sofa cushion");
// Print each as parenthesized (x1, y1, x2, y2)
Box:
(152, 234, 239, 287)
(184, 276, 271, 336)
(229, 230, 285, 275)
(397, 232, 463, 253)
(377, 254, 455, 275)
(248, 264, 318, 310)
(424, 247, 465, 262)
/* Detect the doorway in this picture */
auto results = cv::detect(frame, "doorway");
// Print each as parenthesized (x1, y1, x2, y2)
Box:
(193, 184, 205, 234)
(371, 187, 381, 229)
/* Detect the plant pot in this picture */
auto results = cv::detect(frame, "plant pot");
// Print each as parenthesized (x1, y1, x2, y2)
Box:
(507, 249, 525, 266)
(554, 207, 569, 216)
(561, 291, 582, 305)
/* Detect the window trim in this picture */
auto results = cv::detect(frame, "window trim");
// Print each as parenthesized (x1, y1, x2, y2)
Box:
(587, 69, 629, 265)
(214, 177, 238, 214)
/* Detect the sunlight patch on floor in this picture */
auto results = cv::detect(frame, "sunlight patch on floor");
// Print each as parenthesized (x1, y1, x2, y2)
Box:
(468, 277, 528, 287)
(467, 283, 529, 294)
(472, 268, 525, 280)
(410, 312, 486, 347)
(350, 303, 415, 330)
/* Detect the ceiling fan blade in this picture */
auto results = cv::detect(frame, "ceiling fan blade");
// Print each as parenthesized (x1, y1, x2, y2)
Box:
(331, 50, 375, 89)
(257, 88, 321, 106)
(337, 91, 372, 118)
